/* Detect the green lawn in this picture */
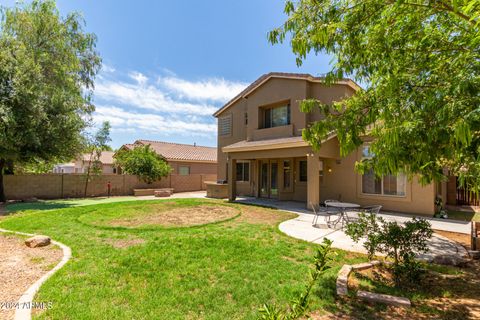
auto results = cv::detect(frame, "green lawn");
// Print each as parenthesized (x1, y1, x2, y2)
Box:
(0, 198, 365, 319)
(446, 210, 480, 222)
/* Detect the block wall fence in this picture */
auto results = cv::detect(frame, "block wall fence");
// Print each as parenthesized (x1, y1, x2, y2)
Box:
(4, 173, 217, 200)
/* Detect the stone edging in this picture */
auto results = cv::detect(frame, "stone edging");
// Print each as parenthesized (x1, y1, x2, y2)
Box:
(336, 261, 411, 308)
(0, 228, 72, 320)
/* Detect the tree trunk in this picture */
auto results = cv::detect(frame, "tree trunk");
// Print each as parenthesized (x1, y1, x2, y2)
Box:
(0, 159, 6, 203)
(84, 150, 94, 198)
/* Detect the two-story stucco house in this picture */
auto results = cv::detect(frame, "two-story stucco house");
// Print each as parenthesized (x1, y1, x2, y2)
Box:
(214, 72, 444, 216)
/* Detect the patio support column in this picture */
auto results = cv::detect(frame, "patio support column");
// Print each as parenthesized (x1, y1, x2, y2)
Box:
(228, 158, 237, 202)
(307, 154, 320, 209)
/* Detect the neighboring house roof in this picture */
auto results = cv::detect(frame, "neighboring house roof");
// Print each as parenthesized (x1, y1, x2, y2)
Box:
(124, 140, 217, 163)
(82, 151, 115, 164)
(213, 72, 361, 117)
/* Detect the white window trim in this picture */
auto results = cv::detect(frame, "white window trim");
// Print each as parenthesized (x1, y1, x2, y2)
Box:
(361, 145, 407, 198)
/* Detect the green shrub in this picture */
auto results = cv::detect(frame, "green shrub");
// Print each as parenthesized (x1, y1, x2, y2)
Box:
(115, 145, 171, 184)
(345, 213, 433, 286)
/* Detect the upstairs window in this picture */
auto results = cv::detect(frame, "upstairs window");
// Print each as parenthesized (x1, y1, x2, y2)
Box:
(262, 104, 290, 128)
(219, 115, 232, 136)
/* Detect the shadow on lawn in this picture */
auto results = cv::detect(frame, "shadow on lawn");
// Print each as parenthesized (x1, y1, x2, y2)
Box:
(4, 197, 114, 213)
(5, 200, 76, 213)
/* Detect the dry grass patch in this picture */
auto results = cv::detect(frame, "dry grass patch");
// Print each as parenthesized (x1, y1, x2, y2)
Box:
(103, 237, 146, 249)
(109, 205, 239, 228)
(235, 205, 296, 225)
(434, 229, 471, 249)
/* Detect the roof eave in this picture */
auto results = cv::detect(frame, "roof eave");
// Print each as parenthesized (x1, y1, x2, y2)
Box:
(213, 74, 361, 117)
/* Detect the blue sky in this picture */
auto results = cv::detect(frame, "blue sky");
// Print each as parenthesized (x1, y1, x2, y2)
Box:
(3, 0, 334, 148)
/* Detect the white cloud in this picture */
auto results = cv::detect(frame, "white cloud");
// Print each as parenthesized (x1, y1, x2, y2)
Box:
(94, 105, 216, 136)
(129, 71, 148, 85)
(95, 80, 218, 116)
(92, 69, 246, 142)
(159, 76, 247, 102)
(101, 64, 116, 73)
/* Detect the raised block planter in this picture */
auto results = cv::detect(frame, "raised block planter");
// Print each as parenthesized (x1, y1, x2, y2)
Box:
(357, 290, 411, 308)
(134, 188, 173, 197)
(336, 261, 411, 308)
(336, 265, 352, 296)
(154, 189, 174, 197)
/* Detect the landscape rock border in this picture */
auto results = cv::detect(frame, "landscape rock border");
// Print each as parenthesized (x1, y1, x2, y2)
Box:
(336, 261, 412, 308)
(0, 228, 72, 320)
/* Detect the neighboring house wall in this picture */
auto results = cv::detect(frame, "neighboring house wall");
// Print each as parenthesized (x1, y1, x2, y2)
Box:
(72, 160, 116, 174)
(168, 161, 217, 176)
(52, 164, 75, 174)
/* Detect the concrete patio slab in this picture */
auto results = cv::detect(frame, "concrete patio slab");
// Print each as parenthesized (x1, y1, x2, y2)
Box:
(235, 197, 469, 258)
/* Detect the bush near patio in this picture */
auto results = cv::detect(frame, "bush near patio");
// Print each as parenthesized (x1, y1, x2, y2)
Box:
(345, 212, 433, 286)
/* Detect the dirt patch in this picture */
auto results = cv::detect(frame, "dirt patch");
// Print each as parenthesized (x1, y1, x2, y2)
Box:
(434, 229, 471, 250)
(0, 233, 63, 320)
(103, 237, 146, 249)
(235, 205, 294, 225)
(109, 205, 239, 228)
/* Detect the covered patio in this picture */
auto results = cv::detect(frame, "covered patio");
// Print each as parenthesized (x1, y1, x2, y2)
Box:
(235, 196, 470, 260)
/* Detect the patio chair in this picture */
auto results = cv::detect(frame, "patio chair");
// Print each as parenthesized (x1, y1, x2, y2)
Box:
(345, 205, 382, 223)
(362, 205, 382, 214)
(323, 200, 342, 228)
(311, 202, 321, 226)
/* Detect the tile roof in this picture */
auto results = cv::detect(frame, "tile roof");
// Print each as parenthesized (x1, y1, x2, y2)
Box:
(213, 72, 360, 117)
(82, 151, 115, 164)
(131, 140, 217, 162)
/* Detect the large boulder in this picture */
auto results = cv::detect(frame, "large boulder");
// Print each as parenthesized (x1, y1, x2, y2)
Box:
(25, 235, 51, 248)
(432, 254, 469, 267)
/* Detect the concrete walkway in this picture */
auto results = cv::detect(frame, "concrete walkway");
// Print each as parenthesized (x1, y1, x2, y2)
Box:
(235, 197, 469, 259)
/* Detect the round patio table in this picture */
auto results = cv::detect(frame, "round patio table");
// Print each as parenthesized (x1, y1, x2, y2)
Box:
(325, 201, 361, 228)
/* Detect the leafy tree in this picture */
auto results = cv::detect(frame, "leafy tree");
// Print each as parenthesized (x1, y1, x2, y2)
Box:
(115, 145, 172, 184)
(0, 0, 101, 202)
(83, 122, 111, 197)
(15, 159, 57, 174)
(345, 213, 433, 285)
(269, 0, 480, 191)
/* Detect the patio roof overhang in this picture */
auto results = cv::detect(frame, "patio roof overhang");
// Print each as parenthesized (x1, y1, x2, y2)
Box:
(222, 136, 309, 153)
(222, 133, 337, 153)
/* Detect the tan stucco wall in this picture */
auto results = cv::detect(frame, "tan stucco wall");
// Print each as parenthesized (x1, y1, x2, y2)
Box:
(320, 148, 435, 216)
(216, 77, 355, 181)
(4, 173, 217, 200)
